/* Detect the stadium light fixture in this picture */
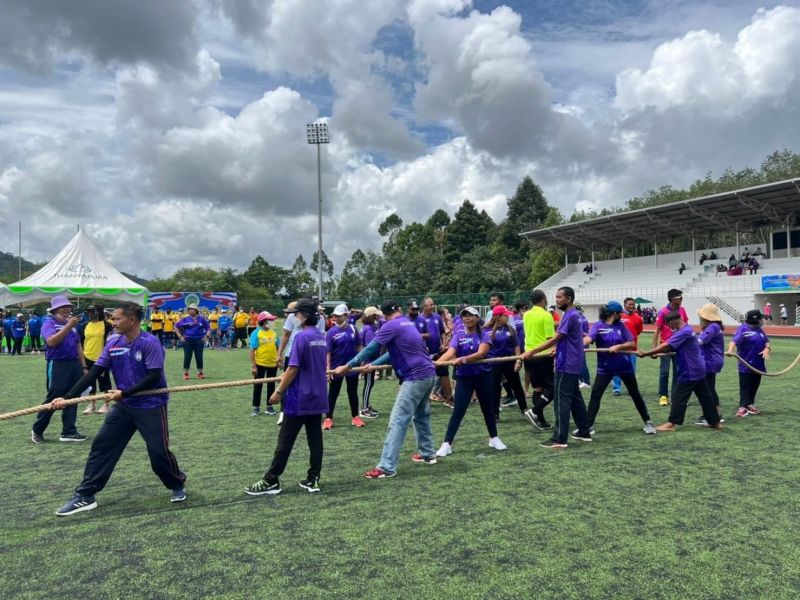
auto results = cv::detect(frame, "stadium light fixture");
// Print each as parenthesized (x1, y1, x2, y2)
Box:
(306, 122, 330, 301)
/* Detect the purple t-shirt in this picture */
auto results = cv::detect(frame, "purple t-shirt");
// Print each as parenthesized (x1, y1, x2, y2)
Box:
(421, 312, 445, 354)
(96, 332, 168, 409)
(326, 323, 360, 376)
(698, 323, 725, 374)
(284, 327, 328, 416)
(486, 326, 519, 358)
(513, 314, 525, 348)
(666, 324, 707, 382)
(732, 324, 768, 374)
(373, 316, 436, 381)
(42, 318, 79, 361)
(587, 321, 634, 375)
(175, 315, 210, 339)
(360, 322, 377, 346)
(449, 329, 492, 377)
(555, 308, 585, 375)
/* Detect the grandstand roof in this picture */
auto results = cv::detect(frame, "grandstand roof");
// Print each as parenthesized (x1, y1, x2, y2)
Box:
(522, 178, 800, 250)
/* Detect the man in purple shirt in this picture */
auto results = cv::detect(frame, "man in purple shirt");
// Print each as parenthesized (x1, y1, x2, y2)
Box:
(247, 298, 328, 495)
(421, 297, 453, 406)
(652, 289, 689, 405)
(31, 295, 88, 444)
(522, 287, 592, 448)
(53, 302, 186, 516)
(332, 300, 437, 478)
(639, 311, 722, 431)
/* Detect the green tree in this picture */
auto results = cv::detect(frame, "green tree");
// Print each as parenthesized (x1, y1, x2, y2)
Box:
(530, 207, 566, 286)
(444, 200, 496, 262)
(499, 176, 550, 249)
(242, 256, 289, 295)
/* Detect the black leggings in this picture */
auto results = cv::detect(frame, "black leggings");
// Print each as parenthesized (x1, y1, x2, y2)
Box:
(587, 372, 650, 429)
(705, 372, 720, 407)
(491, 362, 528, 415)
(265, 414, 323, 482)
(444, 374, 497, 443)
(252, 365, 278, 407)
(738, 372, 762, 407)
(12, 337, 23, 355)
(30, 334, 42, 351)
(182, 338, 204, 370)
(86, 358, 112, 394)
(362, 370, 376, 410)
(327, 376, 359, 418)
(3, 334, 12, 353)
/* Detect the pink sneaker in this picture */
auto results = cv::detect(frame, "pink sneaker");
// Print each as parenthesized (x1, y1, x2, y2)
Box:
(736, 407, 749, 418)
(745, 405, 761, 415)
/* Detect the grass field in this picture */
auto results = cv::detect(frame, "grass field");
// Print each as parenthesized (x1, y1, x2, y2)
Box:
(1, 336, 799, 599)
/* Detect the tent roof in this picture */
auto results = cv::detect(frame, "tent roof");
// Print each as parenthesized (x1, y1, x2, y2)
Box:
(520, 178, 800, 251)
(1, 230, 147, 307)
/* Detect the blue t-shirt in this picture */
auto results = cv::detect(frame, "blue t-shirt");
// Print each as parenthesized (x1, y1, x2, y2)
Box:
(555, 308, 584, 375)
(732, 324, 768, 374)
(3, 317, 14, 335)
(218, 315, 232, 332)
(587, 321, 633, 375)
(449, 329, 492, 377)
(12, 319, 26, 339)
(96, 332, 168, 409)
(373, 316, 436, 381)
(284, 327, 328, 416)
(697, 323, 725, 374)
(666, 324, 706, 382)
(27, 316, 42, 336)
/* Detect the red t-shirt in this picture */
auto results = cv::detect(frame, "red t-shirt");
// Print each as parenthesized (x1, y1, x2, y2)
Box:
(620, 311, 644, 349)
(655, 305, 689, 342)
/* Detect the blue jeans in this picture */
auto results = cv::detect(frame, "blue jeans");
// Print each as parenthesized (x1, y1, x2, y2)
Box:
(612, 355, 637, 392)
(377, 377, 436, 474)
(658, 355, 678, 397)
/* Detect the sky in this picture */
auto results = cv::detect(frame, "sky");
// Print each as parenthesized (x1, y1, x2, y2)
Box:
(0, 0, 798, 279)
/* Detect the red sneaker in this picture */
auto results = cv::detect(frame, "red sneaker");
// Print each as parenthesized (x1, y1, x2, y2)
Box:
(183, 373, 190, 381)
(197, 372, 205, 380)
(745, 405, 761, 415)
(363, 467, 396, 479)
(322, 418, 333, 430)
(411, 453, 437, 464)
(736, 407, 749, 418)
(351, 416, 365, 428)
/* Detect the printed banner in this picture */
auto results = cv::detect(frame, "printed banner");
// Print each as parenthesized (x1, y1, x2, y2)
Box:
(147, 292, 238, 311)
(761, 274, 800, 291)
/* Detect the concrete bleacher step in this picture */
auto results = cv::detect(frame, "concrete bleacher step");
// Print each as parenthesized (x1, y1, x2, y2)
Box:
(706, 295, 744, 322)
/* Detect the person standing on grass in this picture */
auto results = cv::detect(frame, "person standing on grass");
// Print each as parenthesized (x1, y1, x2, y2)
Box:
(612, 297, 643, 396)
(218, 309, 232, 350)
(149, 307, 165, 346)
(331, 300, 438, 478)
(52, 302, 187, 516)
(511, 300, 530, 397)
(421, 297, 453, 406)
(11, 313, 26, 355)
(523, 290, 556, 431)
(575, 304, 592, 390)
(31, 296, 88, 444)
(695, 303, 725, 426)
(484, 305, 537, 427)
(3, 311, 14, 354)
(250, 311, 280, 417)
(162, 308, 177, 349)
(80, 305, 114, 415)
(324, 304, 364, 430)
(727, 310, 770, 418)
(523, 287, 592, 449)
(583, 301, 656, 435)
(638, 311, 721, 432)
(247, 307, 259, 338)
(246, 298, 327, 496)
(208, 308, 220, 349)
(358, 306, 382, 420)
(652, 289, 689, 406)
(434, 306, 507, 457)
(233, 307, 249, 349)
(175, 304, 210, 380)
(28, 310, 43, 354)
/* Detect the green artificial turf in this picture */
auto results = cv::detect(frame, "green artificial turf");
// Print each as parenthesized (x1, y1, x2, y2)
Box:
(1, 338, 799, 599)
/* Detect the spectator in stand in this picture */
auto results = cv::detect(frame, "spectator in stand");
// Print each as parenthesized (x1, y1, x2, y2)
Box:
(250, 311, 279, 417)
(779, 303, 788, 326)
(748, 257, 759, 275)
(175, 304, 210, 380)
(699, 252, 708, 265)
(709, 251, 718, 260)
(11, 313, 27, 355)
(763, 302, 772, 322)
(728, 254, 737, 269)
(727, 310, 770, 418)
(28, 311, 43, 354)
(753, 247, 764, 256)
(652, 289, 688, 406)
(79, 304, 113, 415)
(612, 297, 644, 396)
(678, 262, 686, 275)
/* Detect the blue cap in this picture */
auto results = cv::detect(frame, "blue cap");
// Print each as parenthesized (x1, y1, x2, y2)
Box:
(606, 301, 624, 313)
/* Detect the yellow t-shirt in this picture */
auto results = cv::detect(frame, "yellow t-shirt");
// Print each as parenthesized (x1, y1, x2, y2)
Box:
(150, 311, 164, 331)
(83, 321, 106, 362)
(250, 328, 278, 366)
(234, 311, 249, 328)
(209, 313, 219, 330)
(163, 314, 176, 333)
(523, 305, 555, 351)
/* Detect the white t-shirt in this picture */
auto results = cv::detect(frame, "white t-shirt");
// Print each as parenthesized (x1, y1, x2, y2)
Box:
(283, 313, 326, 357)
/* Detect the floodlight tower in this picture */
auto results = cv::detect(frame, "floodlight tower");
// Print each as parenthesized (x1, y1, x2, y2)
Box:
(306, 122, 330, 301)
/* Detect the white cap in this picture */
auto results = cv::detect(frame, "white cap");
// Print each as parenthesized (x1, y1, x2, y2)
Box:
(332, 303, 349, 316)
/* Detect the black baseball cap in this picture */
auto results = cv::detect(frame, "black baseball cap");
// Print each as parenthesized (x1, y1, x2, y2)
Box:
(407, 299, 419, 309)
(745, 309, 764, 324)
(286, 297, 318, 316)
(381, 300, 400, 315)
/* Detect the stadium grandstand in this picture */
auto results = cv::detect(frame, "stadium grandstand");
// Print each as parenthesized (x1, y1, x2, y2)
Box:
(523, 178, 800, 326)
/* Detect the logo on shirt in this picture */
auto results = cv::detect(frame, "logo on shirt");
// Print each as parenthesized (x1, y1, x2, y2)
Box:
(134, 351, 143, 361)
(109, 347, 131, 357)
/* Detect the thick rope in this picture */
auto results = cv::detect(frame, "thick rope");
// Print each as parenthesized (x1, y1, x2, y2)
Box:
(726, 352, 800, 377)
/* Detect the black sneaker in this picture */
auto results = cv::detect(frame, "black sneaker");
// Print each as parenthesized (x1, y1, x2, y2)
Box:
(531, 415, 551, 430)
(59, 432, 88, 442)
(298, 478, 321, 493)
(171, 488, 187, 502)
(31, 430, 44, 444)
(500, 396, 517, 408)
(570, 431, 593, 442)
(264, 406, 277, 416)
(245, 478, 281, 496)
(360, 407, 379, 419)
(56, 494, 97, 516)
(540, 439, 568, 449)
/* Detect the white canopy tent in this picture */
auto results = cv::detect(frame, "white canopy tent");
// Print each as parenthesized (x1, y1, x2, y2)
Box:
(0, 230, 148, 308)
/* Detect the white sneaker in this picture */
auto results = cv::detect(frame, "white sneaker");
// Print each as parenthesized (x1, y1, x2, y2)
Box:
(572, 427, 596, 435)
(578, 382, 591, 389)
(435, 442, 452, 457)
(276, 411, 284, 425)
(488, 437, 507, 451)
(643, 421, 657, 435)
(522, 409, 536, 426)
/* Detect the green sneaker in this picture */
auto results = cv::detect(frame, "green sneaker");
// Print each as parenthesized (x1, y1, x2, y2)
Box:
(245, 479, 281, 496)
(298, 478, 320, 493)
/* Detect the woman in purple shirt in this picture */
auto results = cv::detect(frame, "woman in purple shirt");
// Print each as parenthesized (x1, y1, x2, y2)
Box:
(695, 303, 725, 425)
(727, 309, 770, 418)
(175, 305, 210, 381)
(584, 301, 655, 434)
(435, 306, 507, 456)
(358, 307, 381, 420)
(324, 304, 363, 430)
